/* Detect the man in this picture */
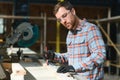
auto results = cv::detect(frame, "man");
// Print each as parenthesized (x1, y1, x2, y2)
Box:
(44, 1, 106, 80)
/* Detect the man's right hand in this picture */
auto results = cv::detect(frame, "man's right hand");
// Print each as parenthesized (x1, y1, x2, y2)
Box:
(43, 50, 55, 60)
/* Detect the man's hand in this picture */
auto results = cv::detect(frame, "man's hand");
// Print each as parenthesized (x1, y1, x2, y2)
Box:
(57, 65, 75, 73)
(43, 50, 55, 60)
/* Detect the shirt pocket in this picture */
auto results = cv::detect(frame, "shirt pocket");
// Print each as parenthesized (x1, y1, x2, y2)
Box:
(74, 36, 85, 44)
(66, 39, 72, 46)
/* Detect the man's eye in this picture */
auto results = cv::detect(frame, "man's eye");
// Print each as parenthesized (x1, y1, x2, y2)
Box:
(62, 13, 67, 18)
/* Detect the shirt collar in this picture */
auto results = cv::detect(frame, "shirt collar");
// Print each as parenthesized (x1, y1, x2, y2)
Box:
(70, 19, 87, 34)
(76, 19, 86, 31)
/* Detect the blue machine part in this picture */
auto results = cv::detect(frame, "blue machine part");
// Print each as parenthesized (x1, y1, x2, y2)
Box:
(17, 22, 39, 47)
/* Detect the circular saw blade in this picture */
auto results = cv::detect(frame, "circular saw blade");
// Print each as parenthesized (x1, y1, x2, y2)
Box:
(17, 23, 39, 47)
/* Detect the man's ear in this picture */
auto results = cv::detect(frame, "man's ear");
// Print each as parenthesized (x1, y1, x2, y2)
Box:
(71, 8, 76, 15)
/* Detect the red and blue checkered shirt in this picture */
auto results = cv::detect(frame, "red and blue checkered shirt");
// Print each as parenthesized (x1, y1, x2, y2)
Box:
(55, 20, 106, 80)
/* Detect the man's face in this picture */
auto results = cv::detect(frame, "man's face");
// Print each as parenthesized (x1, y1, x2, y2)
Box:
(55, 7, 75, 30)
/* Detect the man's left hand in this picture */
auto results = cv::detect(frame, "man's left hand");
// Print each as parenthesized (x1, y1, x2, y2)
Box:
(57, 65, 75, 73)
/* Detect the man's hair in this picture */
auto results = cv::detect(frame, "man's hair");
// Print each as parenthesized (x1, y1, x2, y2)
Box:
(53, 0, 73, 15)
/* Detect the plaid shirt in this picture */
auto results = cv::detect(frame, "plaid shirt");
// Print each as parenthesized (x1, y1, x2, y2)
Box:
(55, 20, 106, 80)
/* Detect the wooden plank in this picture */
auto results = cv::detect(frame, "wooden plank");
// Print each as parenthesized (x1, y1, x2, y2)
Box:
(19, 60, 76, 80)
(0, 64, 6, 79)
(38, 59, 77, 80)
(10, 63, 26, 80)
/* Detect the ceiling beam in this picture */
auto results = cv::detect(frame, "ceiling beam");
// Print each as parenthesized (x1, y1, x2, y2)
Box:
(0, 0, 112, 7)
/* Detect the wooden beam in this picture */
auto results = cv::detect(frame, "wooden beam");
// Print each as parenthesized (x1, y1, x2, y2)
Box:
(0, 15, 43, 19)
(89, 15, 120, 22)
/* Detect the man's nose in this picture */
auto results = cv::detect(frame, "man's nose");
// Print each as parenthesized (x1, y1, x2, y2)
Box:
(61, 18, 66, 23)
